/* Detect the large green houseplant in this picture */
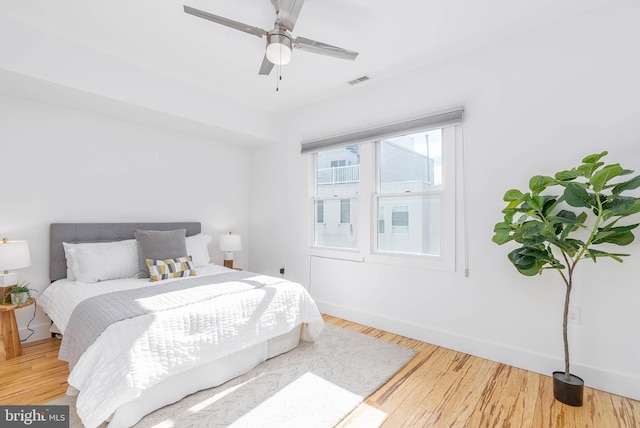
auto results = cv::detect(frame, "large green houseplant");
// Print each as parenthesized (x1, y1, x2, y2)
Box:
(492, 151, 640, 406)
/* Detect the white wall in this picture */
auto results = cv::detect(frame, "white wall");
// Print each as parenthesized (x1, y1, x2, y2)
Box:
(249, 3, 640, 400)
(0, 93, 252, 341)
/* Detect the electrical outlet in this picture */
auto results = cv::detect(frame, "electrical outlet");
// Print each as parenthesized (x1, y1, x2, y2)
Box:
(568, 306, 581, 325)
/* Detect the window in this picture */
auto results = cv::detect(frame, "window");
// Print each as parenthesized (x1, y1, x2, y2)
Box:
(316, 200, 324, 223)
(391, 206, 409, 234)
(313, 145, 359, 249)
(340, 199, 351, 223)
(377, 129, 442, 255)
(304, 109, 461, 270)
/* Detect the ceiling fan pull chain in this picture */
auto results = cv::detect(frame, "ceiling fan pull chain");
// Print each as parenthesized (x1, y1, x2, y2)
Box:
(276, 63, 283, 92)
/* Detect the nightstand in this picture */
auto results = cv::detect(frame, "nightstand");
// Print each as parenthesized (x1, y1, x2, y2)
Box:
(0, 298, 34, 361)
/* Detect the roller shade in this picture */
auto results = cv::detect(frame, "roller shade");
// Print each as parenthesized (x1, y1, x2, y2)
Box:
(300, 108, 463, 154)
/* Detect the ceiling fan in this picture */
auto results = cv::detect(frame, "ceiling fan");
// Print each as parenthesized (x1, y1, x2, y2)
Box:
(183, 0, 359, 76)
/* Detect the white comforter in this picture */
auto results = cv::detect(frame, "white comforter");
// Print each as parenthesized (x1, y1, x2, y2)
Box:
(39, 265, 324, 428)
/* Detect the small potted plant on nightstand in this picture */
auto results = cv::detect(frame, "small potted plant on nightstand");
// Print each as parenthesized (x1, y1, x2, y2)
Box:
(2, 282, 36, 306)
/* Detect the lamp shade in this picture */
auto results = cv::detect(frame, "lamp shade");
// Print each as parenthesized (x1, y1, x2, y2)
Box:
(0, 239, 31, 271)
(219, 233, 241, 252)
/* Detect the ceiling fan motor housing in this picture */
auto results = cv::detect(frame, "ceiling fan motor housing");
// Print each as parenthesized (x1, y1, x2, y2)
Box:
(266, 30, 293, 65)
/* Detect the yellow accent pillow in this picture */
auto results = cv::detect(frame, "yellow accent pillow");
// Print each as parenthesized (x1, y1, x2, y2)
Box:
(146, 256, 196, 282)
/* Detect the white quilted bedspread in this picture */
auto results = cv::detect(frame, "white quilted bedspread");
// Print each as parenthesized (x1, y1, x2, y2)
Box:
(40, 267, 324, 428)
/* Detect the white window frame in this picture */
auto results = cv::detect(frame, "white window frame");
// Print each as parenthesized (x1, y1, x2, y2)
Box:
(305, 111, 460, 271)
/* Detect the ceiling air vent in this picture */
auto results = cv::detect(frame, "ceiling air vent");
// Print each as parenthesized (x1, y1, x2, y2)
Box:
(347, 75, 371, 86)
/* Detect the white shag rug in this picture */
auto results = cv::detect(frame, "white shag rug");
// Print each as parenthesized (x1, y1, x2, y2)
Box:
(51, 324, 417, 427)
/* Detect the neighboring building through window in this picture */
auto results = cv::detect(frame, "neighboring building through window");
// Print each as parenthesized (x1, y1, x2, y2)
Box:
(340, 199, 351, 223)
(313, 145, 359, 249)
(316, 200, 324, 223)
(391, 205, 409, 234)
(377, 129, 443, 256)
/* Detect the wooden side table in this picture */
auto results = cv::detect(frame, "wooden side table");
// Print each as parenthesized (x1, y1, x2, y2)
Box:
(0, 298, 34, 361)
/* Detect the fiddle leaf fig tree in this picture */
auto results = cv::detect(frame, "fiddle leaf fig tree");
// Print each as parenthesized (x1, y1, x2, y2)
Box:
(492, 151, 640, 382)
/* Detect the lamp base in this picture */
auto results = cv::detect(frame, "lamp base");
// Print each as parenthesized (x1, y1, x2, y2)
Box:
(0, 273, 17, 287)
(223, 259, 234, 269)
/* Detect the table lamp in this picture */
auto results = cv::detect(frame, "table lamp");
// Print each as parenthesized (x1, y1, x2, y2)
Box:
(219, 232, 241, 269)
(0, 238, 31, 286)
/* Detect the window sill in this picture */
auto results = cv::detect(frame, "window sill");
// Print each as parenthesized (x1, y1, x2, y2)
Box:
(307, 246, 454, 271)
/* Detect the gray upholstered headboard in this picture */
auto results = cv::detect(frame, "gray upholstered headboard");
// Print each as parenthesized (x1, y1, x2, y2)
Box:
(50, 222, 202, 282)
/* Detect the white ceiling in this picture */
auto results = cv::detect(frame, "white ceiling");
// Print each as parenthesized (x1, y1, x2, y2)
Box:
(0, 0, 620, 114)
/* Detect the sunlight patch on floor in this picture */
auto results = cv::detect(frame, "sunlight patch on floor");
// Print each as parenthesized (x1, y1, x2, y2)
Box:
(342, 402, 389, 427)
(187, 375, 263, 414)
(233, 372, 362, 426)
(150, 419, 175, 428)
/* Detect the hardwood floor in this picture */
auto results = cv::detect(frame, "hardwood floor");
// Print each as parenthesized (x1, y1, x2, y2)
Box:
(1, 315, 638, 427)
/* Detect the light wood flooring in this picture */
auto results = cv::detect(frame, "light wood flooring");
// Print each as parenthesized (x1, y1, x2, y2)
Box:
(1, 315, 638, 427)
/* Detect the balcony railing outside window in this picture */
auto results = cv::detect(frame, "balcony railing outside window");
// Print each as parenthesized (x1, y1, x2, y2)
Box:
(317, 165, 360, 185)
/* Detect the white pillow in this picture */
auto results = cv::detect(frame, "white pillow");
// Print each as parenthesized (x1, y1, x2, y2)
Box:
(63, 240, 139, 283)
(185, 234, 212, 268)
(62, 243, 77, 281)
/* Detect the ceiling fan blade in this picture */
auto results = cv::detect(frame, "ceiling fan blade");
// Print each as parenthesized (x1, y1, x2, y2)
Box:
(294, 37, 359, 60)
(183, 5, 268, 38)
(258, 55, 275, 75)
(271, 0, 306, 32)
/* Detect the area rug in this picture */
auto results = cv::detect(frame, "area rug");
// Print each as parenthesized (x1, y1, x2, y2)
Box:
(50, 324, 417, 427)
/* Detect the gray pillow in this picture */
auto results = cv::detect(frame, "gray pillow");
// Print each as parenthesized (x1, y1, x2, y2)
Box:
(134, 229, 187, 278)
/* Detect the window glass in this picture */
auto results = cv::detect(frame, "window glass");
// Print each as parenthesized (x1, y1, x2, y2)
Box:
(378, 195, 441, 255)
(314, 145, 360, 249)
(309, 122, 455, 268)
(316, 146, 360, 198)
(391, 205, 409, 234)
(314, 199, 358, 248)
(316, 200, 324, 223)
(379, 129, 442, 193)
(376, 129, 444, 256)
(340, 199, 351, 223)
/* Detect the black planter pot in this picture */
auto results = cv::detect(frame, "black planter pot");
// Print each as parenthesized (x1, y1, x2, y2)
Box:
(553, 371, 584, 406)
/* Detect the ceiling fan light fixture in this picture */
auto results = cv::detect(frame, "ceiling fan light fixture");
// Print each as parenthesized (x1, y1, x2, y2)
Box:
(266, 33, 293, 65)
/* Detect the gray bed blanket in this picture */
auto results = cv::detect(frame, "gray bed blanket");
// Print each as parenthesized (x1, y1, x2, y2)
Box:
(59, 270, 269, 370)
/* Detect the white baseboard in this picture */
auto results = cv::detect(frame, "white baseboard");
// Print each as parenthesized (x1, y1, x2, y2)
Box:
(317, 300, 640, 401)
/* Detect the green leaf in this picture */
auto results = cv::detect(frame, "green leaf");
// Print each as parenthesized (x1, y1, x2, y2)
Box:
(507, 247, 546, 276)
(602, 197, 640, 216)
(492, 222, 513, 245)
(520, 221, 546, 238)
(564, 183, 595, 208)
(527, 196, 546, 212)
(577, 161, 604, 179)
(612, 175, 640, 195)
(599, 223, 639, 233)
(541, 196, 558, 216)
(592, 227, 637, 246)
(503, 189, 525, 202)
(547, 237, 581, 257)
(586, 249, 629, 263)
(529, 176, 554, 194)
(554, 210, 578, 224)
(582, 151, 608, 164)
(555, 169, 581, 181)
(590, 164, 625, 192)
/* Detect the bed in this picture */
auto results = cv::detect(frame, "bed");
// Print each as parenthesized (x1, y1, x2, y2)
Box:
(39, 222, 324, 428)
